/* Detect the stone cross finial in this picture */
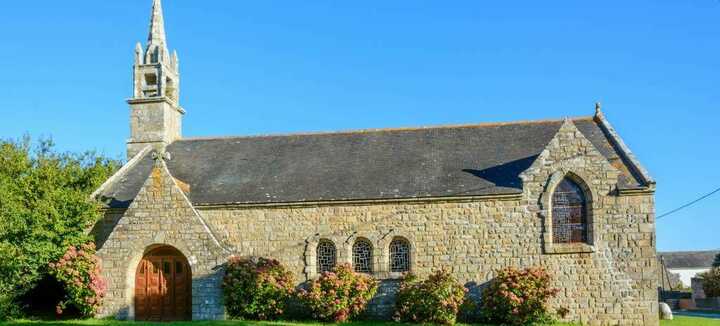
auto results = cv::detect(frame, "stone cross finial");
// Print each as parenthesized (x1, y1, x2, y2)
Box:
(595, 102, 602, 116)
(151, 150, 172, 163)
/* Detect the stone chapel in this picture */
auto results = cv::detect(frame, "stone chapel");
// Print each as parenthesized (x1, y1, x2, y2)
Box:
(92, 0, 659, 324)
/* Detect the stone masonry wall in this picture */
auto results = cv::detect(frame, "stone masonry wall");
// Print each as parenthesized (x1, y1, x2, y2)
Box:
(197, 121, 658, 325)
(95, 120, 657, 325)
(96, 160, 228, 320)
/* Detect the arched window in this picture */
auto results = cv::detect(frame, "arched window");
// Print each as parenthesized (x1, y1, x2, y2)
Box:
(352, 239, 373, 274)
(389, 238, 411, 272)
(316, 240, 336, 273)
(552, 178, 588, 244)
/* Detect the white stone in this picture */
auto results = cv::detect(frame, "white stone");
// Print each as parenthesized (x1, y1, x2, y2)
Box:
(659, 302, 673, 320)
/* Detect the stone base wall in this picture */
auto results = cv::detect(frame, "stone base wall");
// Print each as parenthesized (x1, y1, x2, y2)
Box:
(199, 190, 656, 325)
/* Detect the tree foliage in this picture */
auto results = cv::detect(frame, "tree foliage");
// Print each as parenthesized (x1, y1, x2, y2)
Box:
(713, 253, 720, 268)
(0, 137, 119, 320)
(700, 268, 720, 298)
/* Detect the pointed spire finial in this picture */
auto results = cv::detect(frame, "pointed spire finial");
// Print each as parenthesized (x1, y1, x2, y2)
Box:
(148, 0, 167, 46)
(134, 42, 143, 64)
(595, 102, 602, 116)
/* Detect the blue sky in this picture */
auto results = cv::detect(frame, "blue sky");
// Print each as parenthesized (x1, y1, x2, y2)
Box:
(0, 0, 718, 252)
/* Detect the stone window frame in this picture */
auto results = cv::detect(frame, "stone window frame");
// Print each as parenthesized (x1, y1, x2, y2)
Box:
(343, 234, 381, 275)
(304, 235, 351, 279)
(388, 237, 412, 274)
(540, 171, 596, 254)
(352, 237, 374, 274)
(377, 233, 416, 279)
(315, 239, 338, 274)
(305, 232, 415, 280)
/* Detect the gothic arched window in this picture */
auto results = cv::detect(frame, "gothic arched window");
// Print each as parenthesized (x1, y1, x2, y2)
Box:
(552, 178, 589, 244)
(316, 240, 336, 273)
(389, 237, 411, 273)
(352, 239, 373, 274)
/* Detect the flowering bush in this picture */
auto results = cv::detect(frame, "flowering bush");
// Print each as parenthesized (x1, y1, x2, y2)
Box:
(481, 266, 560, 325)
(394, 270, 468, 325)
(222, 256, 295, 320)
(48, 243, 107, 317)
(298, 264, 379, 322)
(700, 267, 720, 298)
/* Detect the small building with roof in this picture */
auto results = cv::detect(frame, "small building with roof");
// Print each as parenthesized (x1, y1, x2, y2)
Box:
(659, 250, 720, 287)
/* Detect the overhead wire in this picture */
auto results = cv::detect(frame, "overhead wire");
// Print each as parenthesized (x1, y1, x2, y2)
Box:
(657, 186, 720, 220)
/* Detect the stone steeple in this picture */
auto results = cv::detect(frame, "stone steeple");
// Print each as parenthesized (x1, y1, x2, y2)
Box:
(127, 0, 184, 159)
(148, 0, 167, 46)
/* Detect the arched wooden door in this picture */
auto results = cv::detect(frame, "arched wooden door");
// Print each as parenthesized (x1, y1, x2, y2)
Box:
(135, 246, 192, 321)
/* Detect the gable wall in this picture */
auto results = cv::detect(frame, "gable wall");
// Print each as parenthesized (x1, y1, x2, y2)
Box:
(95, 163, 227, 320)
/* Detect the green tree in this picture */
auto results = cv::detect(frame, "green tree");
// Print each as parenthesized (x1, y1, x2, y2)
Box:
(700, 268, 720, 298)
(713, 253, 720, 268)
(0, 137, 119, 320)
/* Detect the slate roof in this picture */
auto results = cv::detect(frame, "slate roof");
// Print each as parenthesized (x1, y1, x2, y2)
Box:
(659, 251, 720, 269)
(96, 116, 650, 208)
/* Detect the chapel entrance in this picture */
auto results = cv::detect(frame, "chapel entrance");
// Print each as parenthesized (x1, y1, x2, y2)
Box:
(134, 246, 192, 321)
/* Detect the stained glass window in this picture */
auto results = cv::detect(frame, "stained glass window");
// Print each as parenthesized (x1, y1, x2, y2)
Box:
(389, 238, 410, 272)
(552, 178, 588, 244)
(316, 240, 336, 273)
(352, 239, 373, 274)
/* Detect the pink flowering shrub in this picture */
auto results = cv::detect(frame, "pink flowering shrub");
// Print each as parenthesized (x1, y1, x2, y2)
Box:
(481, 267, 560, 325)
(297, 264, 379, 322)
(222, 256, 295, 320)
(48, 243, 107, 317)
(394, 270, 468, 325)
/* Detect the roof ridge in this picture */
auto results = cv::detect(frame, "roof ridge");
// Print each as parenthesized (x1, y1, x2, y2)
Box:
(176, 116, 595, 142)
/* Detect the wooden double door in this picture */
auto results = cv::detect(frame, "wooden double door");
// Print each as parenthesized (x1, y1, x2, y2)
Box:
(135, 247, 192, 321)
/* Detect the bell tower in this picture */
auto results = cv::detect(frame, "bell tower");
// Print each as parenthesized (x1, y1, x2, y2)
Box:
(127, 0, 184, 159)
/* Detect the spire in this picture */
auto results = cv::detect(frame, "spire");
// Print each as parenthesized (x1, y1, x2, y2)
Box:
(148, 0, 167, 47)
(128, 0, 183, 160)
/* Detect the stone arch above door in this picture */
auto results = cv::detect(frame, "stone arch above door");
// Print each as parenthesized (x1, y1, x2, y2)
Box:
(134, 245, 192, 321)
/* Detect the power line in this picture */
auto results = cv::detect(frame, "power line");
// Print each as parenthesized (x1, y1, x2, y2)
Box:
(657, 186, 720, 220)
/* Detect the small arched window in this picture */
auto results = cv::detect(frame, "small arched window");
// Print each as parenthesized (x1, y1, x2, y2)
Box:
(389, 238, 411, 273)
(316, 240, 336, 273)
(552, 178, 589, 244)
(352, 239, 373, 274)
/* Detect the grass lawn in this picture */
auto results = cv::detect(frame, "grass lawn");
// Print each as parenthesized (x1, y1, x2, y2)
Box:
(661, 316, 720, 326)
(2, 317, 718, 326)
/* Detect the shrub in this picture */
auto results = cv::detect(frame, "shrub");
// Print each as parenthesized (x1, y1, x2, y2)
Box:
(700, 267, 720, 298)
(48, 243, 107, 317)
(297, 264, 379, 322)
(0, 137, 118, 317)
(481, 266, 560, 325)
(0, 291, 21, 321)
(222, 256, 295, 320)
(0, 243, 25, 320)
(394, 270, 467, 325)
